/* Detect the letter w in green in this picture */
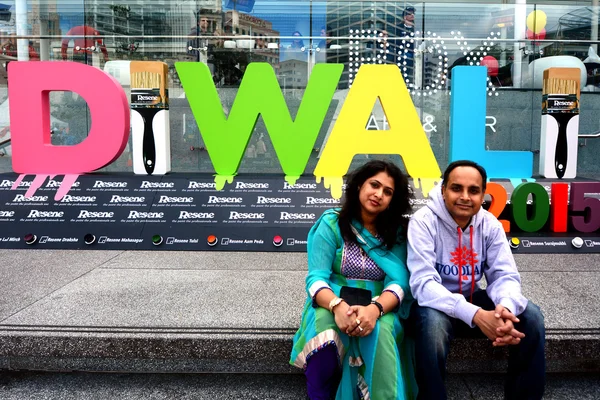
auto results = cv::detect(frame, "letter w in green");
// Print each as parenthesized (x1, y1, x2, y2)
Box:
(175, 62, 343, 188)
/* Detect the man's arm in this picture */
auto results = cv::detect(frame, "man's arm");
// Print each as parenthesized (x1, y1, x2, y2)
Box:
(96, 38, 109, 61)
(61, 28, 73, 60)
(483, 219, 528, 317)
(407, 215, 480, 327)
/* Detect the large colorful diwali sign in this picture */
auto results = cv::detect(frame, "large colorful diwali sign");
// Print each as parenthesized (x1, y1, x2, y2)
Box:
(6, 62, 600, 234)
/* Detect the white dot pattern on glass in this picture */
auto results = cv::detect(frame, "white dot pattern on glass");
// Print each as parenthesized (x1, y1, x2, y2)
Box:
(341, 240, 385, 281)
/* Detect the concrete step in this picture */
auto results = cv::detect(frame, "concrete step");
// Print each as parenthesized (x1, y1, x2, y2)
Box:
(1, 371, 600, 400)
(0, 326, 599, 374)
(0, 250, 599, 374)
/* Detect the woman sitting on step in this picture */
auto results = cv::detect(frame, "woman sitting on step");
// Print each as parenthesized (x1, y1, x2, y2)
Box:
(290, 160, 417, 400)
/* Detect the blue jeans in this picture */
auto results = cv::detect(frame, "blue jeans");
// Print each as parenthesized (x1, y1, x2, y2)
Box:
(409, 290, 545, 400)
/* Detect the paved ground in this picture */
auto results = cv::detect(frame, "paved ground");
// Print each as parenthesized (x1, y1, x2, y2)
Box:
(1, 250, 599, 334)
(0, 371, 599, 399)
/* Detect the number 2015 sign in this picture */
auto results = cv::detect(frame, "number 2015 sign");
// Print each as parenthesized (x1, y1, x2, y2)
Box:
(486, 182, 600, 234)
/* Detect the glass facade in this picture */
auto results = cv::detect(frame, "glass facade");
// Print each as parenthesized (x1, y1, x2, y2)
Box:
(1, 0, 600, 178)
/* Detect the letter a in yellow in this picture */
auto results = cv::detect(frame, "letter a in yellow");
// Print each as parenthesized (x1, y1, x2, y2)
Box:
(314, 65, 441, 198)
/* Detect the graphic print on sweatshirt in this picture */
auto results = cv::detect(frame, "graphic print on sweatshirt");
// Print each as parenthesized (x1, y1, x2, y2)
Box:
(450, 245, 479, 280)
(434, 251, 482, 279)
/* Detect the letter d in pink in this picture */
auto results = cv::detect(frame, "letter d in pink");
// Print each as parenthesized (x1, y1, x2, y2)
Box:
(8, 62, 129, 174)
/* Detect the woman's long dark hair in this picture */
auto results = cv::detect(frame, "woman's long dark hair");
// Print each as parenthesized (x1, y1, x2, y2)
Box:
(338, 160, 413, 249)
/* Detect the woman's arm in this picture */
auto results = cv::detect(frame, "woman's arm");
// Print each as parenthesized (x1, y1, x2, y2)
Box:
(306, 211, 357, 331)
(346, 291, 399, 337)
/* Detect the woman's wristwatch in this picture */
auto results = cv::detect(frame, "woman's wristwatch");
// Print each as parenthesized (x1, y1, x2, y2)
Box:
(370, 300, 384, 318)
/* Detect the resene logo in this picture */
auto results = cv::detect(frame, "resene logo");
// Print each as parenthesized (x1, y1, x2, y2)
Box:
(27, 210, 64, 218)
(60, 195, 96, 203)
(280, 212, 316, 220)
(188, 182, 217, 189)
(110, 195, 146, 203)
(13, 194, 48, 202)
(94, 181, 128, 188)
(46, 180, 81, 188)
(207, 196, 243, 204)
(306, 197, 339, 205)
(235, 182, 269, 189)
(0, 211, 15, 217)
(77, 210, 114, 219)
(283, 182, 317, 190)
(137, 95, 159, 101)
(229, 211, 265, 220)
(178, 211, 215, 219)
(553, 101, 574, 106)
(158, 196, 193, 203)
(0, 180, 31, 188)
(127, 211, 164, 219)
(256, 196, 291, 204)
(140, 181, 175, 189)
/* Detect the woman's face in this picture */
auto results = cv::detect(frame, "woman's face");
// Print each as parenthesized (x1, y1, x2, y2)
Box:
(358, 171, 395, 219)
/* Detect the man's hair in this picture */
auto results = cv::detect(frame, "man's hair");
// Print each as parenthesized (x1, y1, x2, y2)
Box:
(338, 160, 413, 248)
(442, 160, 487, 191)
(196, 8, 213, 18)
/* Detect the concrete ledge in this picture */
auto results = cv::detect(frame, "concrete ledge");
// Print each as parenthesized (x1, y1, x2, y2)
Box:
(0, 327, 598, 374)
(1, 251, 599, 374)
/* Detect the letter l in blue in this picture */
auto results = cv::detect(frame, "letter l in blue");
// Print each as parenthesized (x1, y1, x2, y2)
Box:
(449, 66, 533, 178)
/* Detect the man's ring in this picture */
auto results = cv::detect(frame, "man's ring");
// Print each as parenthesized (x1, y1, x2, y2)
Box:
(358, 326, 364, 332)
(355, 318, 361, 325)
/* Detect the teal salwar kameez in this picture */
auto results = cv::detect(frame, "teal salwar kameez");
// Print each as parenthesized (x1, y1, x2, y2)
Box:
(290, 209, 417, 400)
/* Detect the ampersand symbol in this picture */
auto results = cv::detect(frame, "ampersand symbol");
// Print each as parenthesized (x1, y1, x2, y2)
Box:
(423, 115, 437, 133)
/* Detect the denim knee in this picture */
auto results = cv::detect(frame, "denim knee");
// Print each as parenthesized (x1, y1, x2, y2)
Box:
(517, 301, 545, 340)
(413, 306, 453, 352)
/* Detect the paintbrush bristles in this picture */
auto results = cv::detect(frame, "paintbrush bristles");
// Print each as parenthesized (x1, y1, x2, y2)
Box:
(542, 78, 578, 95)
(131, 72, 162, 89)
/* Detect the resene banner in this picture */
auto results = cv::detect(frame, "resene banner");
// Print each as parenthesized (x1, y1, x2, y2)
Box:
(0, 174, 599, 252)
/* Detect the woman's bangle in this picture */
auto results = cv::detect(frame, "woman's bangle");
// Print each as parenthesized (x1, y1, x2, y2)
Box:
(328, 297, 343, 313)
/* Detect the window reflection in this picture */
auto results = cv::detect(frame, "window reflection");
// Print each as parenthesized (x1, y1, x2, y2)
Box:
(0, 1, 599, 178)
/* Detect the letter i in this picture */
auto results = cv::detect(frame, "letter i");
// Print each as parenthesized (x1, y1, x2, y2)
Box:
(550, 183, 568, 232)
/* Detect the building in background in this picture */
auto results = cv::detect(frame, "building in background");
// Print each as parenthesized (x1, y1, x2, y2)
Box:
(324, 1, 406, 88)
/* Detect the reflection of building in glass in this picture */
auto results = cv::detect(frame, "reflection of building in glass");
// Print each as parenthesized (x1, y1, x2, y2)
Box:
(422, 55, 438, 90)
(223, 11, 280, 66)
(84, 0, 193, 59)
(279, 59, 307, 88)
(166, 3, 200, 56)
(31, 2, 61, 40)
(557, 7, 599, 41)
(324, 2, 407, 88)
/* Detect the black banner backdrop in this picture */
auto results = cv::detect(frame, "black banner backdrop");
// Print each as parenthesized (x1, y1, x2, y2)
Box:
(0, 174, 339, 251)
(0, 173, 599, 253)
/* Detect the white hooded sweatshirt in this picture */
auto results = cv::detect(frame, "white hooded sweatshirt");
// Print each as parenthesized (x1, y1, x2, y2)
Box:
(407, 183, 528, 327)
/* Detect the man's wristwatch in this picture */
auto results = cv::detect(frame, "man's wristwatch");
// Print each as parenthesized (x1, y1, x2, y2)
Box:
(371, 300, 384, 318)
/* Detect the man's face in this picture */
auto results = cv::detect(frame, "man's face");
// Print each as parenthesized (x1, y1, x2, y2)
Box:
(441, 166, 485, 228)
(405, 11, 415, 22)
(199, 18, 208, 31)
